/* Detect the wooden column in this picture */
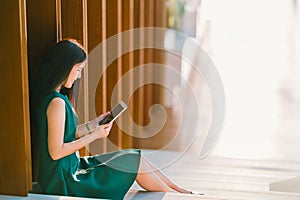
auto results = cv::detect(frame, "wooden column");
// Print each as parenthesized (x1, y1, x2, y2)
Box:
(27, 0, 57, 182)
(143, 0, 155, 125)
(121, 0, 134, 148)
(0, 0, 32, 195)
(59, 0, 89, 156)
(131, 0, 143, 148)
(105, 0, 123, 151)
(87, 0, 108, 153)
(59, 0, 88, 123)
(153, 0, 167, 105)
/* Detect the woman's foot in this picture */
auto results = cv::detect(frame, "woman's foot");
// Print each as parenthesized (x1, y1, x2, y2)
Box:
(175, 187, 192, 194)
(190, 191, 204, 195)
(176, 187, 204, 195)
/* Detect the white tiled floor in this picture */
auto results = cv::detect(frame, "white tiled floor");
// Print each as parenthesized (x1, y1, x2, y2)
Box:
(3, 150, 300, 200)
(0, 194, 98, 200)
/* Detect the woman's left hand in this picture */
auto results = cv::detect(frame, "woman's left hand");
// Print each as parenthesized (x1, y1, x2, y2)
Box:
(96, 112, 110, 124)
(88, 112, 110, 131)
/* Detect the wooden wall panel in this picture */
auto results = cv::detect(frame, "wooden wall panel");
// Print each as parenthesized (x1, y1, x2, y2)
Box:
(153, 0, 167, 105)
(35, 1, 168, 167)
(60, 0, 89, 156)
(26, 0, 167, 162)
(143, 0, 155, 125)
(26, 0, 57, 83)
(26, 0, 57, 182)
(87, 0, 103, 52)
(0, 0, 31, 195)
(0, 0, 168, 196)
(60, 0, 87, 121)
(121, 0, 134, 148)
(87, 0, 108, 153)
(60, 0, 84, 42)
(105, 0, 122, 151)
(131, 0, 143, 148)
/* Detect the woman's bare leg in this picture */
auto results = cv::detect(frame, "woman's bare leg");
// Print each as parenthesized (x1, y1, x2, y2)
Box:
(135, 156, 174, 192)
(142, 156, 191, 193)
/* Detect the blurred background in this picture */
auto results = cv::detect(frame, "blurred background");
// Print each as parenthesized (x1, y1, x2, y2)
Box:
(168, 0, 300, 161)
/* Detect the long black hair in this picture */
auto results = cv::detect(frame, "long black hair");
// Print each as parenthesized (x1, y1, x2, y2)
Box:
(30, 39, 86, 181)
(31, 39, 86, 109)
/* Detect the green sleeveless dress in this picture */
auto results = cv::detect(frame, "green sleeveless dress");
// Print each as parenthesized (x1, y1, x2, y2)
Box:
(37, 91, 141, 200)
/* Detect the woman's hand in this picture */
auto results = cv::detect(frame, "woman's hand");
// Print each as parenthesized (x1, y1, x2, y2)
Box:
(88, 112, 110, 130)
(96, 112, 111, 124)
(93, 122, 113, 139)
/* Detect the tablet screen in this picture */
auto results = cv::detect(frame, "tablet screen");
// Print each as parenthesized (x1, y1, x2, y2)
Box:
(98, 101, 127, 125)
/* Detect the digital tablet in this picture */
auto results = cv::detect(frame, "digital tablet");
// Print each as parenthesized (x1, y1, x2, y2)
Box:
(98, 101, 128, 125)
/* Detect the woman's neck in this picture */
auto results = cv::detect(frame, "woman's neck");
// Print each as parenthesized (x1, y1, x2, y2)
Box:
(55, 85, 62, 92)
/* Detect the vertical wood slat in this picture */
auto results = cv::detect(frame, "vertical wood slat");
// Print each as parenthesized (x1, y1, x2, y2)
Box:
(138, 0, 145, 130)
(105, 0, 123, 151)
(56, 0, 62, 41)
(60, 0, 89, 156)
(117, 0, 123, 148)
(0, 0, 31, 195)
(130, 0, 142, 148)
(20, 0, 32, 191)
(143, 0, 155, 125)
(101, 0, 108, 152)
(87, 0, 107, 154)
(82, 0, 89, 131)
(121, 0, 134, 148)
(60, 0, 87, 123)
(27, 0, 58, 182)
(128, 0, 135, 148)
(153, 0, 167, 105)
(27, 0, 57, 81)
(60, 0, 84, 41)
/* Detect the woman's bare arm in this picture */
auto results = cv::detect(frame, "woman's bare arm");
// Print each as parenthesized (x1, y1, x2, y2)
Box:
(77, 123, 92, 138)
(47, 98, 111, 160)
(76, 112, 110, 138)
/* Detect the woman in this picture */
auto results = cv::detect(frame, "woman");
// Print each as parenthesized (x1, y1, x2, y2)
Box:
(31, 39, 192, 200)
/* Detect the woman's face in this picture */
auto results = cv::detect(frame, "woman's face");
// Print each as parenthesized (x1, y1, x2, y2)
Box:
(64, 62, 85, 88)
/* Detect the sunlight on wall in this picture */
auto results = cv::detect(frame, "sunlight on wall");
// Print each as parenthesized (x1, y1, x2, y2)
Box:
(196, 0, 300, 160)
